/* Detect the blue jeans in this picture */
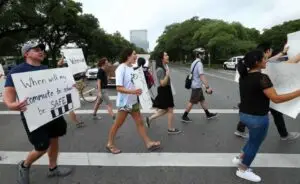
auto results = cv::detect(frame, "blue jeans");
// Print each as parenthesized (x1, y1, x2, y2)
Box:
(240, 112, 269, 167)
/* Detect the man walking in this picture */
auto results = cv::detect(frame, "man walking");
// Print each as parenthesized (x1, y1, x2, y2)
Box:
(181, 51, 217, 122)
(3, 42, 72, 184)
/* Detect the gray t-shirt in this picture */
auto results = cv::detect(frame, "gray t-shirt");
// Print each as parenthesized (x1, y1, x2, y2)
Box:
(191, 58, 204, 89)
(156, 67, 170, 86)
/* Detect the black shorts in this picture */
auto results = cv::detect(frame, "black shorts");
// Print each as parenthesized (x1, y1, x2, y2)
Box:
(190, 88, 205, 104)
(21, 116, 67, 151)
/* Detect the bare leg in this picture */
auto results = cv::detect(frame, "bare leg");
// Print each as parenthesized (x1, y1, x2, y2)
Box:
(131, 111, 160, 148)
(47, 138, 59, 169)
(167, 108, 174, 130)
(107, 103, 115, 118)
(23, 150, 46, 167)
(106, 110, 128, 153)
(149, 109, 167, 121)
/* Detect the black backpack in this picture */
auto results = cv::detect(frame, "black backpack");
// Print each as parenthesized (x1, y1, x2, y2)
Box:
(185, 61, 199, 89)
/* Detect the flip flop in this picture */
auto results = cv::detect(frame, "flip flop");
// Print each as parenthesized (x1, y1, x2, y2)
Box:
(147, 143, 161, 152)
(106, 145, 122, 154)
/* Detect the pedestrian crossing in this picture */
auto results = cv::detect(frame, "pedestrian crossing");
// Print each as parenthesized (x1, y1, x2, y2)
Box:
(1, 151, 300, 168)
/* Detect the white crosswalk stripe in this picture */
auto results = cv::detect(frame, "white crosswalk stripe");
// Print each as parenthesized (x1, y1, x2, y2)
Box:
(0, 151, 299, 168)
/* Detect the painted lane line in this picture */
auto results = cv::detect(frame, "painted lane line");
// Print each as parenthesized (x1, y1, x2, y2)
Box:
(0, 151, 299, 168)
(0, 109, 239, 115)
(80, 96, 117, 101)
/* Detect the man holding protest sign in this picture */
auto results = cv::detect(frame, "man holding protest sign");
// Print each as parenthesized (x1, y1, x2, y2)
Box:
(235, 43, 300, 141)
(3, 42, 72, 184)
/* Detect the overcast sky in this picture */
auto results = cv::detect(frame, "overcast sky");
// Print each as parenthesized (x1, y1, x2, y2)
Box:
(76, 0, 300, 51)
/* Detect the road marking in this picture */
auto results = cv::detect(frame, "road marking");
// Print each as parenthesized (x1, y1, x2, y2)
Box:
(172, 67, 235, 83)
(215, 70, 236, 76)
(205, 72, 235, 82)
(0, 109, 239, 115)
(0, 151, 299, 168)
(82, 88, 96, 95)
(80, 96, 117, 101)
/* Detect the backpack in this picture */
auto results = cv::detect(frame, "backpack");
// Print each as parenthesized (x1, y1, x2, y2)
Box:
(185, 61, 199, 89)
(144, 70, 154, 89)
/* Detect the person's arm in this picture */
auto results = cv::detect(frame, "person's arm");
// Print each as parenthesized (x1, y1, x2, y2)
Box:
(57, 57, 64, 67)
(115, 65, 142, 95)
(3, 75, 27, 111)
(261, 74, 300, 103)
(157, 68, 169, 87)
(268, 45, 289, 61)
(264, 87, 300, 103)
(285, 53, 300, 63)
(198, 62, 212, 93)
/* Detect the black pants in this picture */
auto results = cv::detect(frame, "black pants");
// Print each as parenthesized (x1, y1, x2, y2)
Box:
(237, 108, 288, 138)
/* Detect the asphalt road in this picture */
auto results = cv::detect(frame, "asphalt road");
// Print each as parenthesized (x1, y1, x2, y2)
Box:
(0, 65, 300, 184)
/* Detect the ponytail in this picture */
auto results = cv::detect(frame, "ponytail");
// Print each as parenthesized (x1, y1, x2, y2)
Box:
(237, 59, 248, 78)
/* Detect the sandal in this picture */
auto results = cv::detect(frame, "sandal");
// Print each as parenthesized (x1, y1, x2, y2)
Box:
(106, 145, 122, 154)
(147, 141, 161, 152)
(76, 121, 85, 128)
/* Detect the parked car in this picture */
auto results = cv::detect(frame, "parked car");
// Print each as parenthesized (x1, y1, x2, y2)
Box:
(223, 56, 244, 70)
(85, 68, 98, 80)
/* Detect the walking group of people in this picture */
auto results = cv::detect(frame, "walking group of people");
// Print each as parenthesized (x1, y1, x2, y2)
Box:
(2, 40, 300, 183)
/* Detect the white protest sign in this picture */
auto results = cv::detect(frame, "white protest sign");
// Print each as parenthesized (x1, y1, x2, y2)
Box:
(234, 70, 239, 83)
(287, 31, 300, 58)
(61, 48, 88, 75)
(265, 62, 300, 119)
(12, 68, 81, 132)
(149, 61, 158, 99)
(0, 64, 5, 100)
(132, 67, 153, 110)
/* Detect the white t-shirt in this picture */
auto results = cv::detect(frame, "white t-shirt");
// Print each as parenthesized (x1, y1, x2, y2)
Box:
(191, 58, 204, 89)
(115, 63, 138, 108)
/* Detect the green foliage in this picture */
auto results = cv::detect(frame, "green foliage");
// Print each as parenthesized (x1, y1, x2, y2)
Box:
(0, 0, 146, 66)
(152, 18, 300, 64)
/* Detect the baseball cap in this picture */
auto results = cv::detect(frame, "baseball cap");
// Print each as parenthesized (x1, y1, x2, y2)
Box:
(21, 43, 46, 56)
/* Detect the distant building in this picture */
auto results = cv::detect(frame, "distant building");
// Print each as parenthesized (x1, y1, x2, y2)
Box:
(130, 30, 149, 52)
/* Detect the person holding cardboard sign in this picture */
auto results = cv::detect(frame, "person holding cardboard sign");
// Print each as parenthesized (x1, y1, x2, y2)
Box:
(106, 48, 161, 154)
(232, 50, 300, 182)
(234, 43, 300, 141)
(3, 42, 72, 184)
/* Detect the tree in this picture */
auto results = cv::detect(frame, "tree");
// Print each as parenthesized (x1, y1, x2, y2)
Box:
(260, 19, 300, 53)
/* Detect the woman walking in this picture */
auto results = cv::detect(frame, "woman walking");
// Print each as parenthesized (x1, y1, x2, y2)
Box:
(233, 50, 300, 182)
(145, 52, 181, 134)
(106, 48, 161, 154)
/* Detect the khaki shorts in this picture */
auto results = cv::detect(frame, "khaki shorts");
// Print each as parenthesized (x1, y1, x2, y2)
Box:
(190, 88, 205, 104)
(97, 89, 112, 105)
(118, 103, 140, 113)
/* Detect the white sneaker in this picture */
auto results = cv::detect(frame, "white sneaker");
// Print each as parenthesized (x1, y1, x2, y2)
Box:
(281, 132, 300, 141)
(236, 168, 261, 182)
(234, 131, 249, 139)
(232, 156, 242, 166)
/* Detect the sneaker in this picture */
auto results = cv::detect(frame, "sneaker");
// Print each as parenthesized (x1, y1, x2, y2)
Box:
(47, 166, 72, 177)
(181, 116, 192, 123)
(17, 161, 30, 184)
(281, 132, 300, 141)
(234, 131, 249, 139)
(232, 156, 242, 166)
(145, 117, 150, 128)
(76, 121, 86, 128)
(206, 113, 218, 119)
(236, 168, 261, 182)
(168, 128, 182, 135)
(93, 115, 102, 120)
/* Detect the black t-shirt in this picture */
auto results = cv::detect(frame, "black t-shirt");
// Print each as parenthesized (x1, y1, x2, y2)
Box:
(239, 72, 273, 116)
(97, 68, 108, 89)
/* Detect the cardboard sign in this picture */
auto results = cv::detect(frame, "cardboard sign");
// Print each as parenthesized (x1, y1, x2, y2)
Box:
(132, 67, 153, 110)
(12, 68, 81, 132)
(61, 48, 88, 75)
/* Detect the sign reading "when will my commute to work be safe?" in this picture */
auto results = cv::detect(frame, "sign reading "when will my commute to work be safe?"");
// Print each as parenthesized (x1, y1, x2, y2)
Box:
(11, 68, 81, 132)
